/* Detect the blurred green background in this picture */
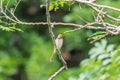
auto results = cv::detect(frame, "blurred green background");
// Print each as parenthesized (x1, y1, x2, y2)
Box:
(0, 0, 120, 80)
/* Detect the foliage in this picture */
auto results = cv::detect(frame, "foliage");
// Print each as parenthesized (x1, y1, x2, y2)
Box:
(71, 39, 120, 80)
(1, 0, 120, 80)
(88, 31, 106, 41)
(40, 0, 66, 11)
(0, 25, 23, 32)
(0, 31, 61, 80)
(24, 33, 59, 80)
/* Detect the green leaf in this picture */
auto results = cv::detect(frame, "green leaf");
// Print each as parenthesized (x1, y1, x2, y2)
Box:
(49, 5, 54, 11)
(106, 45, 115, 53)
(97, 54, 110, 61)
(88, 31, 106, 40)
(9, 26, 24, 32)
(102, 59, 111, 66)
(90, 31, 106, 37)
(0, 25, 14, 32)
(59, 2, 65, 7)
(40, 4, 44, 8)
(0, 25, 23, 32)
(101, 39, 107, 49)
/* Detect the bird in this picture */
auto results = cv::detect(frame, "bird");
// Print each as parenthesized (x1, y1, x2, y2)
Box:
(91, 0, 96, 3)
(50, 34, 64, 62)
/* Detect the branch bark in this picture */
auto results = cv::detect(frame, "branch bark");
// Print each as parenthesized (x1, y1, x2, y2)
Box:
(48, 66, 66, 80)
(46, 0, 67, 79)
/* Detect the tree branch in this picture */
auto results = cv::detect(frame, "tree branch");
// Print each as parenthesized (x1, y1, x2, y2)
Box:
(48, 66, 66, 80)
(46, 0, 67, 79)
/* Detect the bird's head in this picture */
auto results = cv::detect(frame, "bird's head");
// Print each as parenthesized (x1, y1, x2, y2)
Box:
(57, 34, 63, 39)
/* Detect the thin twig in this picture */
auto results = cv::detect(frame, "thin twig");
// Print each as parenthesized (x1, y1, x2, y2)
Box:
(77, 15, 88, 23)
(46, 0, 67, 68)
(64, 0, 120, 22)
(48, 66, 66, 80)
(66, 0, 120, 12)
(13, 0, 21, 13)
(5, 0, 11, 12)
(46, 0, 67, 79)
(90, 33, 109, 44)
(63, 22, 105, 34)
(88, 4, 120, 22)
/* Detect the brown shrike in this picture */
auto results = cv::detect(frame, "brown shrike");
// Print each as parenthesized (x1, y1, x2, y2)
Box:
(50, 34, 63, 62)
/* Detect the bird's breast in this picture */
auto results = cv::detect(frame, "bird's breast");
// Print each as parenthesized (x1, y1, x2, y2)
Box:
(56, 38, 63, 49)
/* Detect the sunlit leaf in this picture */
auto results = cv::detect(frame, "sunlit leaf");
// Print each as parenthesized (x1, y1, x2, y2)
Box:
(40, 4, 44, 8)
(102, 59, 111, 66)
(9, 26, 23, 32)
(106, 45, 115, 53)
(0, 25, 14, 31)
(88, 31, 106, 41)
(97, 54, 110, 61)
